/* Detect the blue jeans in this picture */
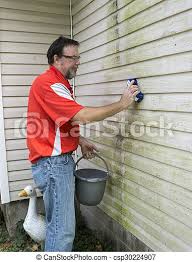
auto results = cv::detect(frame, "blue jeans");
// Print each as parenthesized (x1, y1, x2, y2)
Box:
(32, 153, 75, 252)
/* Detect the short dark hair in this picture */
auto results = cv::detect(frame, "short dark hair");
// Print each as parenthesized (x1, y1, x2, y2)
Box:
(47, 36, 79, 65)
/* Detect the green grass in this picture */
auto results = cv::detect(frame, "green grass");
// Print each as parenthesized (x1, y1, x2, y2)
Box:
(0, 219, 37, 251)
(0, 215, 112, 252)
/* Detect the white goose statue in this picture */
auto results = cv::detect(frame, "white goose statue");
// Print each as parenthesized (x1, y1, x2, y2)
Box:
(18, 185, 46, 243)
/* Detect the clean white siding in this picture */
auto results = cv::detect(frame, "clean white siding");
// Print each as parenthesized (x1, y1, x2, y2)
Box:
(73, 0, 192, 251)
(0, 0, 70, 203)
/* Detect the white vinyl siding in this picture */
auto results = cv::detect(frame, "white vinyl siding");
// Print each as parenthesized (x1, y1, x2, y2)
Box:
(0, 0, 71, 203)
(73, 0, 192, 251)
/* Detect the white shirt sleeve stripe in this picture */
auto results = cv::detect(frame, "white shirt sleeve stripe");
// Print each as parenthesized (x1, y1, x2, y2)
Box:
(53, 83, 71, 96)
(50, 83, 73, 101)
(51, 126, 62, 156)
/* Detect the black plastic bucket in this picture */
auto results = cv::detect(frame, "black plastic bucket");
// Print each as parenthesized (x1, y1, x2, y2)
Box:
(74, 153, 109, 206)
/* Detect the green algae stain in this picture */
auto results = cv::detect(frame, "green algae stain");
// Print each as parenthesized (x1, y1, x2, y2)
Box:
(108, 0, 118, 14)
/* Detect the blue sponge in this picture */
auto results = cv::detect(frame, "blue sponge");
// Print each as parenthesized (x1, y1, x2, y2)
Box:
(127, 78, 144, 103)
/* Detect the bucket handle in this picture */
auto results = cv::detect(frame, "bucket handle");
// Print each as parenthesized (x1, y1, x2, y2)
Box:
(74, 152, 109, 175)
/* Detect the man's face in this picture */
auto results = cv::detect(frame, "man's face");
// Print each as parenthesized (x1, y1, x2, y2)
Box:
(55, 45, 80, 79)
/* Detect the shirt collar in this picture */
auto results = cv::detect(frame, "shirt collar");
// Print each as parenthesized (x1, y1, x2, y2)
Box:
(49, 65, 73, 93)
(49, 65, 68, 83)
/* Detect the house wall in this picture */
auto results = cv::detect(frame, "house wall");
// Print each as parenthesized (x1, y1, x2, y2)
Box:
(73, 0, 192, 251)
(0, 0, 71, 203)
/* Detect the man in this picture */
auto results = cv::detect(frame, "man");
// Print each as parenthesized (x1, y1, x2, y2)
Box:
(27, 36, 138, 252)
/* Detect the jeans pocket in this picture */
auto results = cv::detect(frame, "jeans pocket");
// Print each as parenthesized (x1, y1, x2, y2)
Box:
(32, 164, 48, 193)
(60, 154, 69, 165)
(52, 154, 69, 168)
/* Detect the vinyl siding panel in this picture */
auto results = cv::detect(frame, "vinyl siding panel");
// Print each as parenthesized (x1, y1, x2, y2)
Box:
(73, 0, 192, 251)
(0, 0, 69, 15)
(0, 0, 70, 203)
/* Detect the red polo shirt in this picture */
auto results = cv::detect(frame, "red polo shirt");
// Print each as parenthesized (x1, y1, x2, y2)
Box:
(27, 66, 84, 163)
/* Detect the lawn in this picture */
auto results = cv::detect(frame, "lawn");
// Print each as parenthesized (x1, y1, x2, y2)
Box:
(0, 211, 112, 252)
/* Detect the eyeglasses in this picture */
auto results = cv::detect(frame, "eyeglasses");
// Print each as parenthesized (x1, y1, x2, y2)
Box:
(61, 55, 81, 61)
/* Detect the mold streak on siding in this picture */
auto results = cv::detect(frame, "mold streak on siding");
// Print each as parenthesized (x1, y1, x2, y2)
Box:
(0, 0, 71, 202)
(73, 0, 192, 251)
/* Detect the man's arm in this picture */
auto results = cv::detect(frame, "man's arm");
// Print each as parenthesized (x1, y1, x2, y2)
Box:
(71, 81, 138, 124)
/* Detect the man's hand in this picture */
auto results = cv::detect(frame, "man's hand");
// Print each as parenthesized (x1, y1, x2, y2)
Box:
(120, 80, 139, 109)
(79, 136, 99, 159)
